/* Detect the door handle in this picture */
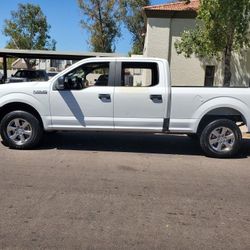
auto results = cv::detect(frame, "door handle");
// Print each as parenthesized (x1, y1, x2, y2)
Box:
(99, 94, 111, 102)
(150, 94, 162, 103)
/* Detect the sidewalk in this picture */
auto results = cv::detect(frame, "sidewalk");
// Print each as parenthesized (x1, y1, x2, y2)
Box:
(241, 125, 250, 138)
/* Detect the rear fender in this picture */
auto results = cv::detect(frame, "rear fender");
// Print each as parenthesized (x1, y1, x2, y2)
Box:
(193, 97, 249, 132)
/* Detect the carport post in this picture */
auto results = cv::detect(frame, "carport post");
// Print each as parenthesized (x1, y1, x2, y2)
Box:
(3, 56, 7, 83)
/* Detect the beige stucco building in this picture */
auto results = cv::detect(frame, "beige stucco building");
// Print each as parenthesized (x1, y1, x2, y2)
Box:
(143, 0, 250, 87)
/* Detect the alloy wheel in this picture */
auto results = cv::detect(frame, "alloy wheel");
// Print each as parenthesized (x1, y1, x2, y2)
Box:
(208, 126, 235, 153)
(6, 118, 32, 146)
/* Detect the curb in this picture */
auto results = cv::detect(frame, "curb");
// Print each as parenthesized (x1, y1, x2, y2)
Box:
(243, 133, 250, 139)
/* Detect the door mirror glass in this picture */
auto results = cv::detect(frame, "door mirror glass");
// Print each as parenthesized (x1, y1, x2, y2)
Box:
(56, 76, 65, 90)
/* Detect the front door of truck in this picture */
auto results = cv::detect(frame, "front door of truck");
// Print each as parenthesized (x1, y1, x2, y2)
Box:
(114, 61, 168, 131)
(50, 61, 115, 129)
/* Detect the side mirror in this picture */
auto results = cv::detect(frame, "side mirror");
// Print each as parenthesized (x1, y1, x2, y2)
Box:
(11, 74, 14, 77)
(56, 76, 65, 90)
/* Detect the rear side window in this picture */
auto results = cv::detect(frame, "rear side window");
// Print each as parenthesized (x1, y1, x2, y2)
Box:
(121, 62, 159, 87)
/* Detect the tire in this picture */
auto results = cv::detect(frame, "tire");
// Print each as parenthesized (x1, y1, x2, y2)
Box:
(200, 119, 242, 158)
(0, 111, 43, 149)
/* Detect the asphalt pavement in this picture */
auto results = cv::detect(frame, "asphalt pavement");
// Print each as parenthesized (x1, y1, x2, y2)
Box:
(0, 132, 250, 250)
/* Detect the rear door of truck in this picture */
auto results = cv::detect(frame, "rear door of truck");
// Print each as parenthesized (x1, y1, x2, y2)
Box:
(113, 59, 169, 131)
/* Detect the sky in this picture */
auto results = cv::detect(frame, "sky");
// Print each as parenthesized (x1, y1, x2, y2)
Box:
(0, 0, 171, 54)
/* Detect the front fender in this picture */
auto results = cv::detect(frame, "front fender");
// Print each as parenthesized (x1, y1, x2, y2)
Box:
(0, 93, 51, 129)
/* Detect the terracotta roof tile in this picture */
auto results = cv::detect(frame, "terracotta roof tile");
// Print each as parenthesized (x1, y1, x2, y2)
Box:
(144, 0, 200, 12)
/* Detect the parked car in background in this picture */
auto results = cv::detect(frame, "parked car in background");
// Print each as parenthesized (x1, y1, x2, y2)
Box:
(7, 70, 49, 83)
(47, 71, 59, 79)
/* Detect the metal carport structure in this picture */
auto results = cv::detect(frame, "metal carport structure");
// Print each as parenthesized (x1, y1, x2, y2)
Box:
(0, 48, 124, 82)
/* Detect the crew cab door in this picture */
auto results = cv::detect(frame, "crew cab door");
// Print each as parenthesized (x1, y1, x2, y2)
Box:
(114, 60, 169, 131)
(49, 61, 115, 129)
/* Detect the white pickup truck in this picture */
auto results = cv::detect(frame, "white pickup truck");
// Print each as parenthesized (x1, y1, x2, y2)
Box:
(0, 57, 249, 158)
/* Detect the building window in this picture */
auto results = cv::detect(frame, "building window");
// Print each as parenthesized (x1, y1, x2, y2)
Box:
(204, 65, 215, 87)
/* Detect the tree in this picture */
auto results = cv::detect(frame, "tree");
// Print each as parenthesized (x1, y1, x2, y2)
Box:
(3, 3, 56, 69)
(175, 0, 250, 86)
(120, 0, 150, 54)
(78, 0, 121, 53)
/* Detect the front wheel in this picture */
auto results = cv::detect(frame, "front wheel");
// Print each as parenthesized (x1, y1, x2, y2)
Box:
(0, 111, 43, 149)
(200, 119, 242, 158)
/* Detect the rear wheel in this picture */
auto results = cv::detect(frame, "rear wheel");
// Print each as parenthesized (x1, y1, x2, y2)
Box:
(0, 111, 43, 149)
(200, 119, 242, 158)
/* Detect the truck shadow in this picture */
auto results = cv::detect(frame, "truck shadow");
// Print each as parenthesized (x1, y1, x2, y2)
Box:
(40, 131, 250, 157)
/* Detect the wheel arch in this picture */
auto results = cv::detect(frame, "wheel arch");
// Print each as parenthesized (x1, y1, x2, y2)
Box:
(0, 102, 44, 129)
(197, 107, 247, 135)
(192, 97, 249, 134)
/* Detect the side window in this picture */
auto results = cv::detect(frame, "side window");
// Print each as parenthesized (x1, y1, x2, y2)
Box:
(121, 62, 159, 87)
(14, 71, 21, 77)
(23, 71, 29, 78)
(85, 63, 110, 87)
(60, 62, 110, 90)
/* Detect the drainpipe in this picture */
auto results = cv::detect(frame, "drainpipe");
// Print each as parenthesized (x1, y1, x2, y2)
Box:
(167, 12, 175, 67)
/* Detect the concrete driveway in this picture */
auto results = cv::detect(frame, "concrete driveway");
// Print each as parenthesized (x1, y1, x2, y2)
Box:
(0, 132, 250, 250)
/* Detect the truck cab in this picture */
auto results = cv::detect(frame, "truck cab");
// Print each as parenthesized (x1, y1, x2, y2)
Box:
(49, 57, 170, 132)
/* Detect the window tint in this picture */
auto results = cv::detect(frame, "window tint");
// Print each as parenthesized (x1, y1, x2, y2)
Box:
(14, 71, 22, 77)
(14, 70, 40, 79)
(63, 62, 110, 90)
(29, 71, 38, 78)
(121, 62, 159, 87)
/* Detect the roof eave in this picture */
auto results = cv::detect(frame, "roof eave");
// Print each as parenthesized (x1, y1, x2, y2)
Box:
(144, 9, 197, 19)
